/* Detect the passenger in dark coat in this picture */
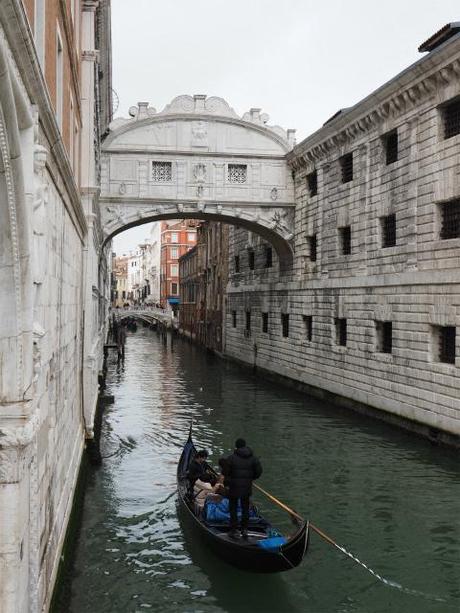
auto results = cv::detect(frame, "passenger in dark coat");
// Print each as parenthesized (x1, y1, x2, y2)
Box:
(188, 450, 213, 488)
(220, 438, 262, 538)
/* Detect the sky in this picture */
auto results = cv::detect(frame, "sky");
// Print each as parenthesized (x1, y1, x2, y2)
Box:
(111, 0, 459, 254)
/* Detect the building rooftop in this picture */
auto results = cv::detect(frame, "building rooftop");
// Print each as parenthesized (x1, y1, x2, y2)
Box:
(418, 22, 460, 53)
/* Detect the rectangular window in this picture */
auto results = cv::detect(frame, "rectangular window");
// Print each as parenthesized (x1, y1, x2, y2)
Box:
(170, 264, 178, 276)
(281, 313, 289, 338)
(56, 29, 64, 130)
(245, 310, 251, 333)
(171, 232, 179, 243)
(248, 249, 255, 270)
(303, 315, 313, 341)
(228, 164, 247, 183)
(340, 153, 353, 183)
(234, 255, 240, 273)
(187, 232, 195, 242)
(171, 282, 178, 295)
(308, 235, 317, 262)
(262, 312, 268, 333)
(265, 246, 273, 268)
(151, 161, 172, 182)
(335, 318, 347, 346)
(170, 247, 179, 258)
(384, 130, 398, 165)
(339, 226, 351, 255)
(442, 98, 460, 140)
(381, 214, 396, 247)
(440, 200, 460, 239)
(307, 170, 318, 196)
(433, 326, 456, 364)
(232, 311, 237, 328)
(376, 321, 392, 353)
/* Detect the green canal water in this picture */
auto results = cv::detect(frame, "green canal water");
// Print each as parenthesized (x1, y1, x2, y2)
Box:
(54, 328, 460, 613)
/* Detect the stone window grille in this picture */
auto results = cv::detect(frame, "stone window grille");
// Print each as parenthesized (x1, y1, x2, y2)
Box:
(340, 226, 351, 255)
(308, 234, 317, 262)
(384, 129, 398, 164)
(440, 199, 460, 239)
(303, 315, 313, 341)
(232, 311, 237, 328)
(381, 214, 396, 247)
(340, 153, 353, 183)
(376, 321, 393, 353)
(433, 326, 456, 364)
(234, 255, 240, 273)
(245, 310, 251, 334)
(442, 98, 460, 139)
(265, 246, 273, 268)
(248, 249, 255, 270)
(307, 170, 318, 196)
(228, 164, 247, 183)
(335, 318, 347, 346)
(151, 161, 172, 182)
(281, 313, 289, 338)
(262, 312, 269, 333)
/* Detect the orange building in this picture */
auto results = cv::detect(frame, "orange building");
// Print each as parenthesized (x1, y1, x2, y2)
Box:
(160, 220, 197, 311)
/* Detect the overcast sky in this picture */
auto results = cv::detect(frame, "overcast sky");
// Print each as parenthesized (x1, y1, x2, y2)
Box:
(112, 0, 459, 254)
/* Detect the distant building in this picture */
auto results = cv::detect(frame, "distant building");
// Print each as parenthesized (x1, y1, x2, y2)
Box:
(160, 220, 197, 311)
(112, 255, 129, 306)
(179, 222, 229, 352)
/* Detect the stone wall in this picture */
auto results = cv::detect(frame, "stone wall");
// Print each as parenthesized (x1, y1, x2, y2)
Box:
(224, 30, 460, 441)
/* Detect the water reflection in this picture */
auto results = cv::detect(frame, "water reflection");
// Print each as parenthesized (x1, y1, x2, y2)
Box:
(55, 328, 460, 613)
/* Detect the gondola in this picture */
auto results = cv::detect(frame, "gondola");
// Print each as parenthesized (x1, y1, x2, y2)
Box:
(177, 428, 309, 573)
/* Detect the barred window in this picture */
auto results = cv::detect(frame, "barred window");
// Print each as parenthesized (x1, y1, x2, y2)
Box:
(443, 98, 460, 140)
(281, 313, 289, 338)
(228, 164, 247, 183)
(376, 321, 392, 353)
(265, 246, 273, 268)
(307, 170, 318, 197)
(340, 153, 353, 183)
(245, 310, 251, 333)
(262, 312, 268, 333)
(248, 249, 255, 270)
(440, 200, 460, 239)
(384, 130, 398, 165)
(335, 318, 347, 346)
(151, 161, 172, 182)
(303, 315, 313, 341)
(308, 234, 317, 262)
(381, 214, 396, 247)
(340, 226, 351, 255)
(234, 255, 240, 273)
(232, 311, 237, 328)
(434, 326, 456, 364)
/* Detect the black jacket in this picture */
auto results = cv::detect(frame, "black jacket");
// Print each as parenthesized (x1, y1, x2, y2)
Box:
(221, 447, 262, 497)
(188, 459, 212, 486)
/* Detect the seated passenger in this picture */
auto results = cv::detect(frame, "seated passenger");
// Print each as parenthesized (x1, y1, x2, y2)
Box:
(194, 476, 223, 509)
(187, 450, 213, 490)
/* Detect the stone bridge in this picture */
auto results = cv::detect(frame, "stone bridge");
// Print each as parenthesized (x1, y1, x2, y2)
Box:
(100, 95, 296, 268)
(113, 308, 173, 328)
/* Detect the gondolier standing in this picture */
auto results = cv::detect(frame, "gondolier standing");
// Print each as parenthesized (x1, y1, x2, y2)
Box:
(220, 438, 263, 539)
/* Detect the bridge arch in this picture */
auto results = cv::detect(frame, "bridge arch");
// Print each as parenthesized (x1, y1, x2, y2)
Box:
(100, 95, 297, 269)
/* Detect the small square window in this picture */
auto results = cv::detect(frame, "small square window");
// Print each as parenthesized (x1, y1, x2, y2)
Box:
(381, 214, 396, 247)
(151, 161, 172, 182)
(248, 249, 255, 270)
(308, 235, 317, 262)
(335, 318, 347, 346)
(442, 98, 460, 140)
(339, 226, 351, 255)
(340, 153, 353, 183)
(433, 326, 456, 364)
(262, 312, 268, 333)
(307, 170, 318, 197)
(376, 321, 392, 353)
(234, 255, 240, 273)
(281, 313, 289, 338)
(232, 311, 237, 328)
(440, 200, 460, 239)
(303, 315, 313, 341)
(265, 246, 273, 268)
(228, 164, 247, 183)
(384, 130, 398, 164)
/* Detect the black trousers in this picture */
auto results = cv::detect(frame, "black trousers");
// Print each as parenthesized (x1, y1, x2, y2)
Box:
(229, 495, 250, 531)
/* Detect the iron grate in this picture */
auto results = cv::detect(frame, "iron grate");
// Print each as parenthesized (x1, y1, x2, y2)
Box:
(440, 200, 460, 239)
(439, 326, 456, 364)
(385, 130, 398, 165)
(382, 214, 396, 247)
(307, 170, 318, 196)
(340, 153, 353, 183)
(443, 99, 460, 139)
(340, 226, 351, 255)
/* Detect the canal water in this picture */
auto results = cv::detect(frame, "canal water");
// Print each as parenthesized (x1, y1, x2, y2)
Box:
(54, 328, 460, 613)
